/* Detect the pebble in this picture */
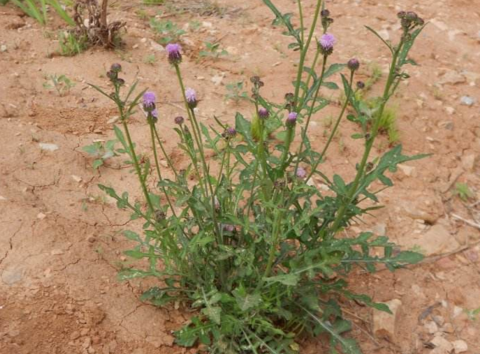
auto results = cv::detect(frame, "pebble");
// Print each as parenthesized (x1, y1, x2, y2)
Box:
(51, 249, 64, 255)
(373, 299, 402, 341)
(0, 45, 7, 52)
(439, 71, 466, 85)
(430, 335, 454, 353)
(452, 340, 468, 353)
(39, 143, 59, 151)
(445, 106, 455, 115)
(460, 96, 475, 106)
(453, 306, 463, 318)
(424, 320, 439, 334)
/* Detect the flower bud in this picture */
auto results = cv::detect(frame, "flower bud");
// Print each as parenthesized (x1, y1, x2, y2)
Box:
(347, 58, 360, 71)
(405, 11, 418, 21)
(174, 116, 184, 125)
(225, 127, 237, 138)
(258, 107, 269, 119)
(397, 11, 406, 19)
(111, 63, 122, 73)
(286, 112, 297, 127)
(321, 9, 330, 17)
(356, 81, 365, 89)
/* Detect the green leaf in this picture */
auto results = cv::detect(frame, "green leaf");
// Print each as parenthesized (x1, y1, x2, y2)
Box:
(202, 306, 222, 325)
(323, 64, 346, 79)
(265, 273, 300, 286)
(365, 26, 393, 54)
(233, 287, 262, 312)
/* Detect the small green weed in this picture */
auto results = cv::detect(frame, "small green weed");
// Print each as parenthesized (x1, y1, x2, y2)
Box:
(150, 18, 185, 45)
(454, 183, 475, 202)
(199, 41, 228, 60)
(83, 140, 119, 170)
(224, 81, 249, 103)
(43, 74, 75, 96)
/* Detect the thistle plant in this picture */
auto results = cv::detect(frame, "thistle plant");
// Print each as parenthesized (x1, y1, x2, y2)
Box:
(92, 2, 427, 353)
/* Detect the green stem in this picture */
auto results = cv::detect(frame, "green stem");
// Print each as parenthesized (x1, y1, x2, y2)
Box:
(121, 119, 155, 213)
(297, 0, 305, 44)
(293, 55, 328, 176)
(149, 120, 177, 217)
(306, 70, 354, 182)
(293, 0, 323, 108)
(328, 40, 405, 236)
(153, 125, 178, 179)
(300, 49, 321, 107)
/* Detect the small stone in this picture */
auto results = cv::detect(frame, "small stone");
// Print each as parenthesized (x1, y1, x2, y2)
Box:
(132, 44, 139, 49)
(0, 196, 7, 201)
(39, 143, 59, 151)
(425, 320, 439, 334)
(398, 164, 417, 177)
(51, 249, 64, 255)
(0, 45, 7, 52)
(150, 40, 165, 53)
(453, 306, 463, 318)
(441, 323, 454, 333)
(452, 340, 468, 353)
(71, 175, 83, 183)
(460, 96, 475, 106)
(70, 331, 81, 340)
(430, 335, 454, 353)
(461, 154, 476, 171)
(445, 106, 455, 115)
(211, 73, 225, 86)
(377, 29, 390, 40)
(439, 71, 466, 85)
(37, 213, 47, 219)
(432, 315, 445, 326)
(373, 299, 402, 341)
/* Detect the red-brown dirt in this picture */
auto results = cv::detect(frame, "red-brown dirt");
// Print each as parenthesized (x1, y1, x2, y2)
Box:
(1, 0, 480, 353)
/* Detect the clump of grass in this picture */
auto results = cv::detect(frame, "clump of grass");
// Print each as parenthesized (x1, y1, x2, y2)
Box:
(58, 31, 89, 56)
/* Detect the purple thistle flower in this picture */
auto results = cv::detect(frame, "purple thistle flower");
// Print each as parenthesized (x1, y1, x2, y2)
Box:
(296, 167, 307, 179)
(185, 88, 197, 108)
(258, 107, 269, 119)
(286, 112, 297, 127)
(143, 91, 156, 112)
(319, 33, 336, 55)
(174, 116, 184, 125)
(166, 43, 182, 65)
